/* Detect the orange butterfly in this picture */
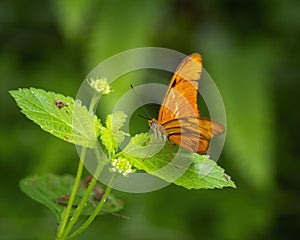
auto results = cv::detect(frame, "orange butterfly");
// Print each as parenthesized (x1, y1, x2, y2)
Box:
(149, 53, 225, 154)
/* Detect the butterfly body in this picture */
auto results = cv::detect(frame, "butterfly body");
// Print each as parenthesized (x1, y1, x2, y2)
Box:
(149, 53, 225, 154)
(149, 119, 168, 142)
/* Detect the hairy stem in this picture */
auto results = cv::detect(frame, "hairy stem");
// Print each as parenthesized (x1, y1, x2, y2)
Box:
(66, 174, 116, 240)
(57, 91, 101, 239)
(56, 148, 86, 239)
(61, 146, 107, 238)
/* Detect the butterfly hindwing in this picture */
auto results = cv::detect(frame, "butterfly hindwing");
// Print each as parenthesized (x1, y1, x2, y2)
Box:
(162, 117, 224, 154)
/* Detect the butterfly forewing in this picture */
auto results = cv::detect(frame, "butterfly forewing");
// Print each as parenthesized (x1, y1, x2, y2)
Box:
(158, 53, 202, 122)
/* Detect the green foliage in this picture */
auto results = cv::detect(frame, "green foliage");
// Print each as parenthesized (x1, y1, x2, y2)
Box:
(11, 88, 234, 190)
(19, 174, 123, 222)
(122, 133, 235, 189)
(2, 0, 298, 239)
(100, 111, 128, 155)
(9, 88, 102, 148)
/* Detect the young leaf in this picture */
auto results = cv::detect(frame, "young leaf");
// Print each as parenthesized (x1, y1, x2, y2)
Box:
(100, 111, 128, 154)
(10, 88, 102, 148)
(19, 174, 124, 222)
(122, 133, 236, 189)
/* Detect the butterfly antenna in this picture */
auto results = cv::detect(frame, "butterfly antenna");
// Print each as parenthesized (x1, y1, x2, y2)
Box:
(137, 113, 149, 120)
(130, 84, 152, 120)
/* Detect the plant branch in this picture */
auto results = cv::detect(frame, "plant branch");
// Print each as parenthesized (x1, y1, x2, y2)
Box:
(61, 145, 107, 238)
(56, 147, 86, 239)
(66, 174, 117, 240)
(57, 91, 101, 239)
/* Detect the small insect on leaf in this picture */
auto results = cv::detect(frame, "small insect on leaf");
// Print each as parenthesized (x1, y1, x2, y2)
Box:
(84, 175, 105, 201)
(54, 99, 68, 109)
(57, 194, 78, 208)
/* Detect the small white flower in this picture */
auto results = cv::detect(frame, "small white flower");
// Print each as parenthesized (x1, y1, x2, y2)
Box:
(88, 77, 111, 94)
(110, 157, 134, 177)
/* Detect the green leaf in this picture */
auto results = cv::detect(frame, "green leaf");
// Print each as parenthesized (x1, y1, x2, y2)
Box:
(19, 174, 124, 222)
(100, 111, 128, 154)
(122, 133, 236, 189)
(10, 88, 102, 148)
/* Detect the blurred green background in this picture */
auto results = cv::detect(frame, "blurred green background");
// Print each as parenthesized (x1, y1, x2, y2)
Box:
(1, 0, 299, 239)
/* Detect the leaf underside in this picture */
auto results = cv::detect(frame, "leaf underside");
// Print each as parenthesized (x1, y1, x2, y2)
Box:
(19, 174, 123, 222)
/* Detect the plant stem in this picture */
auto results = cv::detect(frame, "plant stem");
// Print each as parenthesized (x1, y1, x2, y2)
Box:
(66, 174, 116, 240)
(56, 147, 86, 239)
(61, 147, 106, 238)
(57, 91, 99, 239)
(89, 92, 100, 112)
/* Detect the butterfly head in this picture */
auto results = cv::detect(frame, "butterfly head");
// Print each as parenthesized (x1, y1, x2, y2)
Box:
(148, 118, 168, 142)
(148, 118, 157, 128)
